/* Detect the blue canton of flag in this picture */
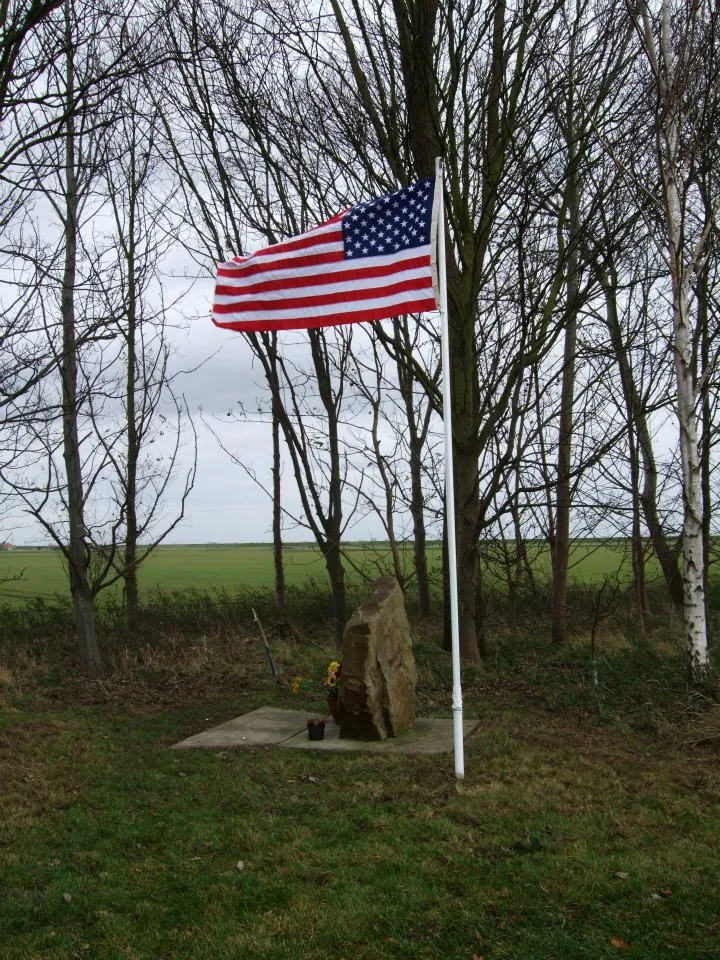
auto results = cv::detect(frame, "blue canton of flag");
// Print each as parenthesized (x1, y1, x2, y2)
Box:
(342, 177, 435, 259)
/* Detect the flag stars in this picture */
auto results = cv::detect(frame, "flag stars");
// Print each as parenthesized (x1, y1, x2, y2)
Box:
(342, 177, 434, 259)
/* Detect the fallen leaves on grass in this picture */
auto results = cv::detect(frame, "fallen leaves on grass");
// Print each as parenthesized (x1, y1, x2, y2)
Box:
(651, 887, 673, 901)
(611, 937, 630, 950)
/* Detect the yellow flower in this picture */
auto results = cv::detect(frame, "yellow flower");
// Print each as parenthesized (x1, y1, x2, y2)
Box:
(325, 660, 342, 690)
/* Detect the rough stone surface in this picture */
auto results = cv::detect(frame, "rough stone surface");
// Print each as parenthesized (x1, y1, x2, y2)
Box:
(339, 575, 417, 741)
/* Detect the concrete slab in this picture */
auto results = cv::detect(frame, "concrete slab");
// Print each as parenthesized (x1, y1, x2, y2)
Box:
(171, 707, 479, 755)
(171, 706, 309, 750)
(283, 716, 479, 754)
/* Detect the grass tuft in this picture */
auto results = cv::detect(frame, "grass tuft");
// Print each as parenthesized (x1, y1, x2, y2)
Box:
(0, 664, 12, 690)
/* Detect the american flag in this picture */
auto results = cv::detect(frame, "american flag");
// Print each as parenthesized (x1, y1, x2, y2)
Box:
(212, 176, 439, 333)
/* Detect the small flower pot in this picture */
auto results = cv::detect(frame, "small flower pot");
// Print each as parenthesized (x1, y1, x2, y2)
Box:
(307, 720, 326, 741)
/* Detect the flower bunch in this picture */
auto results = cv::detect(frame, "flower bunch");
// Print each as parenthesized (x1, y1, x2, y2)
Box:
(291, 660, 342, 697)
(323, 660, 342, 695)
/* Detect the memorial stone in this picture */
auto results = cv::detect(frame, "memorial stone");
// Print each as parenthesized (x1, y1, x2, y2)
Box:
(339, 576, 416, 740)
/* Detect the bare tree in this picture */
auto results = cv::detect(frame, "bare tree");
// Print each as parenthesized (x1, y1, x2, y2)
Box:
(98, 89, 197, 635)
(546, 0, 635, 643)
(629, 0, 719, 679)
(3, 0, 186, 667)
(153, 1, 370, 643)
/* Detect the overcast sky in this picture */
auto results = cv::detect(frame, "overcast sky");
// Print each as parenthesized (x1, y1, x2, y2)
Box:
(7, 267, 394, 547)
(170, 277, 403, 544)
(169, 290, 300, 544)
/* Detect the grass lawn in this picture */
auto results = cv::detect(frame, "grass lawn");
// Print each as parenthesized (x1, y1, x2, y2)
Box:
(0, 540, 668, 604)
(1, 635, 719, 959)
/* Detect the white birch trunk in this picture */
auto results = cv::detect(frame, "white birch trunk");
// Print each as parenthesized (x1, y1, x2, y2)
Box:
(672, 275, 709, 680)
(656, 0, 709, 681)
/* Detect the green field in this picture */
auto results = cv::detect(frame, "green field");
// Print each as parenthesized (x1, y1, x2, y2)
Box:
(0, 540, 672, 604)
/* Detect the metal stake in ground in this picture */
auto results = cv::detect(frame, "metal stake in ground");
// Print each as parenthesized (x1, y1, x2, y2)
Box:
(252, 608, 280, 683)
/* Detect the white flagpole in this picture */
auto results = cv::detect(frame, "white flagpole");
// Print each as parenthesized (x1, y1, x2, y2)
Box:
(435, 156, 464, 780)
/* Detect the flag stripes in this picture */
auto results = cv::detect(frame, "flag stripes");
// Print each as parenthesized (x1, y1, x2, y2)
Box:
(212, 178, 439, 334)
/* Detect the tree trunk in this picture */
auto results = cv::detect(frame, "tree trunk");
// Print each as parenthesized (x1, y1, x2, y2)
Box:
(508, 465, 529, 625)
(271, 393, 285, 617)
(628, 422, 647, 633)
(551, 86, 580, 645)
(455, 446, 481, 664)
(407, 424, 431, 616)
(551, 313, 577, 644)
(659, 4, 709, 679)
(636, 0, 710, 679)
(309, 330, 347, 645)
(671, 260, 708, 679)
(124, 146, 139, 637)
(73, 590, 101, 672)
(698, 256, 711, 642)
(393, 0, 484, 660)
(476, 560, 488, 659)
(369, 393, 405, 590)
(394, 321, 432, 615)
(324, 539, 347, 648)
(410, 473, 432, 616)
(600, 276, 684, 607)
(61, 3, 101, 673)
